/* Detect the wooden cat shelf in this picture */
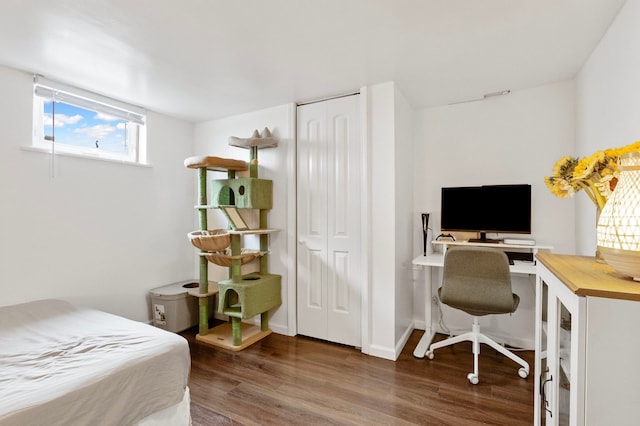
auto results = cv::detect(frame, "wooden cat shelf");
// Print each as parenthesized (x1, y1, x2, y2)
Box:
(184, 155, 248, 172)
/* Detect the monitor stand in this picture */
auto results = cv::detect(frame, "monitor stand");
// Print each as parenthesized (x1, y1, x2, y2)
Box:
(468, 232, 502, 244)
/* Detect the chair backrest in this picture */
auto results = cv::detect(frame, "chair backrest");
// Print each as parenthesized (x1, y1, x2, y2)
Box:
(440, 246, 518, 316)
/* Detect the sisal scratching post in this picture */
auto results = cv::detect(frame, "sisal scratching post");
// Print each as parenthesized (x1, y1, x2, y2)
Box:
(197, 167, 209, 335)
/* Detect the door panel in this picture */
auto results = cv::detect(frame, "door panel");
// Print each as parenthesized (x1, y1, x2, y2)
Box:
(307, 119, 324, 237)
(333, 114, 349, 235)
(332, 251, 349, 312)
(297, 95, 361, 347)
(297, 102, 328, 339)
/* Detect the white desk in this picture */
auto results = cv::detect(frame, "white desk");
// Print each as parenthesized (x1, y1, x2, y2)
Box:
(411, 240, 551, 358)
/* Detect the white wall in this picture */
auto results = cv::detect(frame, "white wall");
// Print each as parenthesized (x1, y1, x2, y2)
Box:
(368, 82, 397, 359)
(393, 86, 415, 353)
(367, 81, 416, 360)
(576, 0, 640, 255)
(0, 65, 196, 321)
(192, 104, 296, 336)
(412, 81, 576, 349)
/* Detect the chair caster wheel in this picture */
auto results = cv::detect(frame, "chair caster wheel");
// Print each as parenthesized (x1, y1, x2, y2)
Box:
(467, 373, 479, 385)
(426, 351, 434, 360)
(518, 368, 529, 379)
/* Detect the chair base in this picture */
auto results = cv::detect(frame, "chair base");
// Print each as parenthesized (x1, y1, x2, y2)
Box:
(426, 317, 530, 384)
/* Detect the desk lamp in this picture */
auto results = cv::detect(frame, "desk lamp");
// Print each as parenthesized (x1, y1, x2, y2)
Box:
(422, 213, 430, 256)
(597, 151, 640, 281)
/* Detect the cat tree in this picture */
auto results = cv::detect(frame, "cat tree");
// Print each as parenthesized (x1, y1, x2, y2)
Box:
(184, 128, 281, 350)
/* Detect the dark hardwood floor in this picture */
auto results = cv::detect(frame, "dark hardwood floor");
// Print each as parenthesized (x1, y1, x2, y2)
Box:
(182, 327, 535, 426)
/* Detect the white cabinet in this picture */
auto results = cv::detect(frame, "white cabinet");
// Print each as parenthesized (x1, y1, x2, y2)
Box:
(535, 254, 640, 425)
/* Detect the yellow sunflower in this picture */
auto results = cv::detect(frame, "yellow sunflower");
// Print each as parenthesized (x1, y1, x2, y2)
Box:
(544, 141, 640, 210)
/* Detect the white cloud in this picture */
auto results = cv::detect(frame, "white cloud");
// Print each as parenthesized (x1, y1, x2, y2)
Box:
(94, 112, 119, 122)
(44, 113, 83, 127)
(73, 124, 116, 139)
(116, 122, 126, 130)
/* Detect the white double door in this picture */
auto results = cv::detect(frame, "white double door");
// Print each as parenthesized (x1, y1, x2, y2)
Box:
(296, 95, 361, 347)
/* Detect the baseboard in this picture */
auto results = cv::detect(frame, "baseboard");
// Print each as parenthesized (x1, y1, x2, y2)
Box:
(412, 320, 426, 331)
(367, 323, 415, 361)
(266, 321, 290, 336)
(395, 323, 414, 360)
(368, 344, 397, 361)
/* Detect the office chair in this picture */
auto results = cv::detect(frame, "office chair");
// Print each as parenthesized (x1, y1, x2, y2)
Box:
(425, 246, 530, 384)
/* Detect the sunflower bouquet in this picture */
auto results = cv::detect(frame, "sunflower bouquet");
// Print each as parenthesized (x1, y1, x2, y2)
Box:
(545, 141, 640, 210)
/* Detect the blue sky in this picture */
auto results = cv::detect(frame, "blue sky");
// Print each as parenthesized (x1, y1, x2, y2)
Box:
(44, 101, 127, 153)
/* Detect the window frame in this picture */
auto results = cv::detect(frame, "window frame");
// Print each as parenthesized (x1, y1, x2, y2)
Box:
(32, 75, 147, 165)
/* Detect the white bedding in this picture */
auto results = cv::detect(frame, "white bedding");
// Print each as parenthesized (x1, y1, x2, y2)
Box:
(0, 299, 191, 426)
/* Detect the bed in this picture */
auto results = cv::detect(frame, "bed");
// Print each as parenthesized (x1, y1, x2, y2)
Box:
(0, 299, 191, 426)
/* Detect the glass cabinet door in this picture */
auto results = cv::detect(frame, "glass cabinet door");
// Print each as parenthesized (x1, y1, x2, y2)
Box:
(548, 296, 571, 424)
(534, 276, 548, 425)
(541, 276, 585, 426)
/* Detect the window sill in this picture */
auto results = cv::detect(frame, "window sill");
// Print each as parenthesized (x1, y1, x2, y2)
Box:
(21, 146, 152, 168)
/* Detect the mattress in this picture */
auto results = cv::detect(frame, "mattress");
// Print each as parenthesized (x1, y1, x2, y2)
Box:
(0, 299, 191, 426)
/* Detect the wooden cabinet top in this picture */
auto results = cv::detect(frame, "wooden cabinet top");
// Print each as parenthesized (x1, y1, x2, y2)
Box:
(536, 253, 640, 302)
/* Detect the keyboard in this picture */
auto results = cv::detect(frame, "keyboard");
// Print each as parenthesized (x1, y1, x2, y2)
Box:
(505, 251, 534, 265)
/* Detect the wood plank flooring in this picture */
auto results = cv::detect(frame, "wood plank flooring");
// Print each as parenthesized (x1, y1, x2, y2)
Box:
(182, 328, 535, 426)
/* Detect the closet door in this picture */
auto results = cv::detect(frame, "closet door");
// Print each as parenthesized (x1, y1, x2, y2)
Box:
(297, 95, 361, 347)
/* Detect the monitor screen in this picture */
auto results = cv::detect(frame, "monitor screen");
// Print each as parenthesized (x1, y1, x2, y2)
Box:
(440, 184, 531, 240)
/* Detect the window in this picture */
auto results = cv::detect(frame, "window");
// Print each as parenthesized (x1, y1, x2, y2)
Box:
(32, 75, 147, 164)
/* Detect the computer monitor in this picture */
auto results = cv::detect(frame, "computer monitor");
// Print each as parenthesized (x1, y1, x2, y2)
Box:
(440, 184, 532, 242)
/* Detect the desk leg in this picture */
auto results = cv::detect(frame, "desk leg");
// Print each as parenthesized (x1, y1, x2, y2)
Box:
(413, 264, 435, 358)
(413, 328, 436, 358)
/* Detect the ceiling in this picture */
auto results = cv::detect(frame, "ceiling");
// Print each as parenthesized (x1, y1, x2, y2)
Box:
(0, 0, 627, 123)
